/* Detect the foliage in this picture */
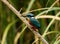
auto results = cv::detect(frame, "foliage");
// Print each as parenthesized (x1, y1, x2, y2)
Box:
(0, 0, 60, 44)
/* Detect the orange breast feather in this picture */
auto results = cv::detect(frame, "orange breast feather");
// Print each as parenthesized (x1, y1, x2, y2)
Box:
(28, 19, 37, 31)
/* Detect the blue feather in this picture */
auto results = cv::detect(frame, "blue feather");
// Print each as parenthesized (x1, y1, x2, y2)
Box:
(30, 17, 40, 29)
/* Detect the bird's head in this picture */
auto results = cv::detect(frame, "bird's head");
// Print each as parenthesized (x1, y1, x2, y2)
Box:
(22, 13, 34, 20)
(26, 13, 34, 17)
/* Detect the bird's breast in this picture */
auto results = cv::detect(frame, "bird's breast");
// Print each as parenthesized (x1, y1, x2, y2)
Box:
(27, 19, 37, 31)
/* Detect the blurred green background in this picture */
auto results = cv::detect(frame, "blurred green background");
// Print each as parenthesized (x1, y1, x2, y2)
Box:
(0, 0, 60, 44)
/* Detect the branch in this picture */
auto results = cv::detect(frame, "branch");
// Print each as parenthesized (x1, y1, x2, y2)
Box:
(1, 0, 48, 44)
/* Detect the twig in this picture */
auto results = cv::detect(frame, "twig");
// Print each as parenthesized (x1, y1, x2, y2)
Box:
(42, 12, 60, 37)
(35, 35, 38, 44)
(36, 0, 59, 17)
(14, 26, 27, 44)
(46, 0, 50, 7)
(46, 31, 60, 36)
(54, 35, 60, 44)
(47, 0, 59, 11)
(30, 7, 60, 12)
(1, 0, 48, 44)
(32, 38, 38, 44)
(24, 0, 35, 14)
(36, 15, 60, 21)
(19, 8, 22, 13)
(1, 20, 17, 44)
(23, 7, 60, 14)
(54, 40, 60, 44)
(41, 0, 59, 37)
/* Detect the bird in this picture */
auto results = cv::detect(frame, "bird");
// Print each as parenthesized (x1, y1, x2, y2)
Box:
(23, 13, 40, 31)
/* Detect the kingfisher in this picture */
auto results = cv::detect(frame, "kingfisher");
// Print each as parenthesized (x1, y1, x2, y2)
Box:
(23, 13, 40, 31)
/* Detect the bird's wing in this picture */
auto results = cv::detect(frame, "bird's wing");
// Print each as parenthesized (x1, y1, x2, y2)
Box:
(30, 17, 40, 29)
